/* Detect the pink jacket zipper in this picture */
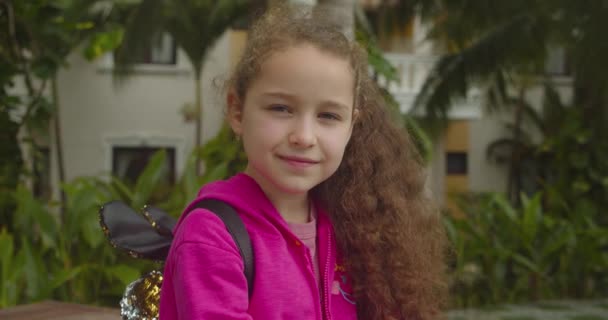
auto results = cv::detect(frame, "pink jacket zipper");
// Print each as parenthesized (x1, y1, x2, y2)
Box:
(323, 232, 332, 320)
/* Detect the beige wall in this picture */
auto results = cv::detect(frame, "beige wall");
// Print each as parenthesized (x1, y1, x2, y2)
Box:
(46, 31, 235, 194)
(467, 111, 510, 193)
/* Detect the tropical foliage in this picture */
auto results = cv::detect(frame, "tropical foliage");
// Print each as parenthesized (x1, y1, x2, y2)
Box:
(446, 192, 608, 307)
(486, 84, 608, 219)
(0, 133, 248, 308)
(0, 170, 162, 308)
(0, 0, 117, 226)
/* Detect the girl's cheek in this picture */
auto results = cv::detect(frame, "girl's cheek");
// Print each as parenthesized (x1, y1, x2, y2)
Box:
(329, 129, 353, 149)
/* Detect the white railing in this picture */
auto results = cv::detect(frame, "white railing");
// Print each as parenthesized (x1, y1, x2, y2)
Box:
(378, 52, 482, 118)
(380, 53, 438, 94)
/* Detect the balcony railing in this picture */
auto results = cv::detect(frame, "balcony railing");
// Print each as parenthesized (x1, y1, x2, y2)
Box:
(379, 53, 482, 118)
(380, 53, 438, 93)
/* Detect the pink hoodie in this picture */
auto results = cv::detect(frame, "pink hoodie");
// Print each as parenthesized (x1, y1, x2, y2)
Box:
(159, 173, 358, 320)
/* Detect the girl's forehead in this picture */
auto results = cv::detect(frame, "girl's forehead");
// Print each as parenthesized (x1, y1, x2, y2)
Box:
(260, 44, 352, 70)
(257, 45, 354, 83)
(249, 45, 355, 108)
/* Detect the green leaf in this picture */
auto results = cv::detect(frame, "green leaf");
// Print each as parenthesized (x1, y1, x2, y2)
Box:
(521, 193, 542, 244)
(182, 152, 201, 201)
(49, 266, 86, 290)
(75, 21, 94, 30)
(442, 216, 458, 245)
(66, 181, 101, 214)
(539, 226, 572, 262)
(403, 116, 433, 163)
(106, 265, 141, 286)
(202, 163, 228, 184)
(492, 194, 518, 222)
(83, 27, 125, 60)
(64, 181, 102, 239)
(109, 176, 135, 202)
(0, 229, 14, 285)
(512, 253, 541, 273)
(132, 150, 167, 208)
(81, 208, 104, 249)
(0, 229, 18, 308)
(19, 237, 45, 300)
(14, 186, 58, 250)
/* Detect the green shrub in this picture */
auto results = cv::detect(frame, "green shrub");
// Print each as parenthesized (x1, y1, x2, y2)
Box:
(446, 192, 608, 308)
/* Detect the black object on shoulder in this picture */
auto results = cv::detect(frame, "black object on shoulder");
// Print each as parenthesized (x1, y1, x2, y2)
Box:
(99, 198, 254, 295)
(191, 199, 254, 295)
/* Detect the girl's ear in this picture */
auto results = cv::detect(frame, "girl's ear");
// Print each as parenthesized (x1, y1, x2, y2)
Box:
(227, 90, 243, 136)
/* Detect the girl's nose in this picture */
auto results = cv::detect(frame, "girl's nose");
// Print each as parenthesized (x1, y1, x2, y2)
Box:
(288, 118, 316, 148)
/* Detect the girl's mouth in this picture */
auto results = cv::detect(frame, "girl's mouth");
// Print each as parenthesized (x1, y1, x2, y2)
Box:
(278, 155, 319, 168)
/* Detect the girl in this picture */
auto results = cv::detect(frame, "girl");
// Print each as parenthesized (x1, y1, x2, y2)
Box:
(159, 6, 447, 320)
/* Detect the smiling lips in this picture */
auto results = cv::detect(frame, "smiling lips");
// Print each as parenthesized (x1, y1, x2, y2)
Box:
(278, 155, 319, 168)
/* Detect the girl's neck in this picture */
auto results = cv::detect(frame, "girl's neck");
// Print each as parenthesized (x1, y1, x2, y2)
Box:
(269, 194, 311, 224)
(243, 168, 311, 224)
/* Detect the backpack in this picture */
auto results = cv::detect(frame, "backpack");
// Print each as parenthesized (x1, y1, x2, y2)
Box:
(99, 199, 254, 319)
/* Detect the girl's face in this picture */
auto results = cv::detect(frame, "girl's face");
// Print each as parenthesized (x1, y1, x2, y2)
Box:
(229, 44, 356, 195)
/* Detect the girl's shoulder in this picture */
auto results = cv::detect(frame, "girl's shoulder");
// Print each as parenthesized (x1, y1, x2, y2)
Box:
(171, 208, 241, 255)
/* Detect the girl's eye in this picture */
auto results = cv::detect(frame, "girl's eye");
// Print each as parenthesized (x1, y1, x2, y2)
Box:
(268, 104, 290, 113)
(319, 112, 341, 121)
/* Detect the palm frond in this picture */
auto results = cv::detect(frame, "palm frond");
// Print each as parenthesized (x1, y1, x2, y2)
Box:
(355, 18, 399, 83)
(113, 0, 165, 76)
(164, 0, 249, 77)
(486, 137, 536, 164)
(485, 71, 507, 113)
(540, 82, 567, 135)
(486, 137, 520, 164)
(413, 13, 548, 124)
(519, 100, 545, 136)
(502, 122, 533, 144)
(403, 115, 433, 164)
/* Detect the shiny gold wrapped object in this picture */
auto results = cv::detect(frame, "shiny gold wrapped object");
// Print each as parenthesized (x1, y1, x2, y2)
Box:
(120, 270, 163, 320)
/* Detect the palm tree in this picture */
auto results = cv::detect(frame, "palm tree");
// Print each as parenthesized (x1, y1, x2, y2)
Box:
(114, 0, 252, 173)
(485, 83, 556, 203)
(412, 0, 608, 211)
(2, 0, 113, 218)
(413, 0, 608, 130)
(358, 0, 436, 49)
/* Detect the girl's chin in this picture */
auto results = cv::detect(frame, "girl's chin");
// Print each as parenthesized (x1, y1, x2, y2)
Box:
(272, 179, 320, 196)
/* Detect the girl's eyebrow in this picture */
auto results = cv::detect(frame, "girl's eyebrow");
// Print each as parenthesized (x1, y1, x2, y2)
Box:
(320, 101, 351, 113)
(262, 91, 350, 112)
(261, 91, 296, 100)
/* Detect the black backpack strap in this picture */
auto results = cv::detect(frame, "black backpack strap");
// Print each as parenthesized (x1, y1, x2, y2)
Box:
(189, 199, 254, 296)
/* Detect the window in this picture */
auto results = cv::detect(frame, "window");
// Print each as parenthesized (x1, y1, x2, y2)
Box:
(446, 152, 468, 175)
(112, 147, 176, 186)
(33, 147, 51, 200)
(132, 33, 177, 65)
(545, 47, 571, 76)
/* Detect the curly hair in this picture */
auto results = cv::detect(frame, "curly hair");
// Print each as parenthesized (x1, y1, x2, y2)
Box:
(227, 5, 448, 320)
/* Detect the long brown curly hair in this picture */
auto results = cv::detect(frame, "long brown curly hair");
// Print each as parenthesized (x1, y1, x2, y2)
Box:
(227, 5, 448, 320)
